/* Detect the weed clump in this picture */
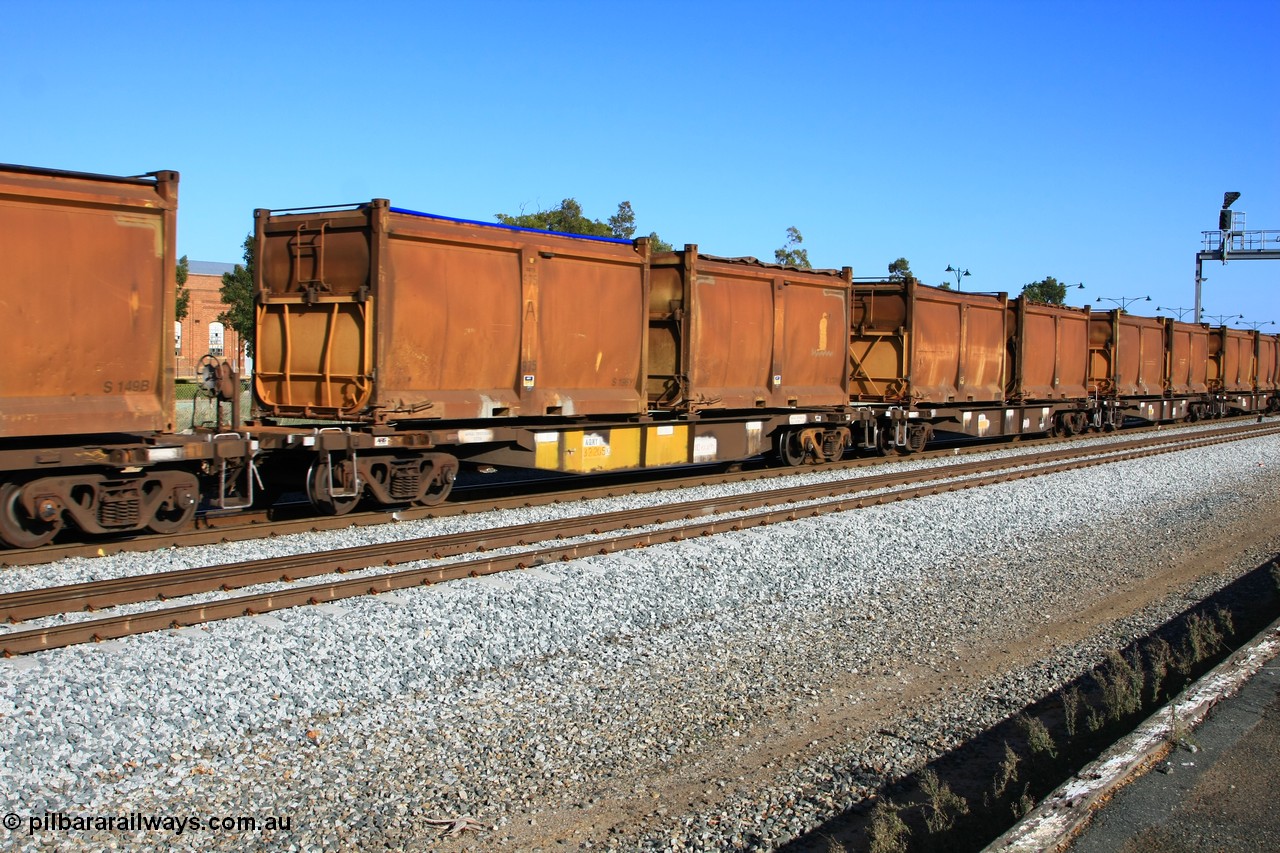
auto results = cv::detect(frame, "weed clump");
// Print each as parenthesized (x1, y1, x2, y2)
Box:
(867, 800, 909, 853)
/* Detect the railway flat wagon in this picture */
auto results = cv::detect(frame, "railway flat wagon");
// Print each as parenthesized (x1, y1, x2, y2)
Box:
(1205, 326, 1276, 416)
(0, 165, 247, 547)
(850, 280, 1042, 447)
(646, 248, 854, 464)
(1089, 310, 1166, 398)
(850, 280, 1008, 406)
(1004, 297, 1092, 435)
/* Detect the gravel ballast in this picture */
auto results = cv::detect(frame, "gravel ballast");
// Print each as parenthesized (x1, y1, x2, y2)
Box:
(1, 426, 1277, 851)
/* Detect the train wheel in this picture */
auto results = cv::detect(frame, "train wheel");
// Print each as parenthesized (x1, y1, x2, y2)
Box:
(147, 496, 197, 534)
(144, 475, 198, 534)
(0, 483, 64, 548)
(774, 430, 806, 467)
(416, 461, 455, 507)
(306, 458, 361, 516)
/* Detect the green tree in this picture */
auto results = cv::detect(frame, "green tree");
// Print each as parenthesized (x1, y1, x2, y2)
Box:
(608, 201, 636, 239)
(887, 257, 917, 284)
(497, 198, 671, 252)
(495, 198, 613, 237)
(647, 231, 674, 254)
(175, 255, 190, 321)
(1020, 276, 1073, 305)
(218, 235, 255, 359)
(774, 226, 811, 268)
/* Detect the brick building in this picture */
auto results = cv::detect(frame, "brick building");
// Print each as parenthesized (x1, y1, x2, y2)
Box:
(175, 261, 251, 380)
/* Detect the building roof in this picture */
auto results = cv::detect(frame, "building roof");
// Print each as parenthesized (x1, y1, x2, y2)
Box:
(188, 260, 236, 276)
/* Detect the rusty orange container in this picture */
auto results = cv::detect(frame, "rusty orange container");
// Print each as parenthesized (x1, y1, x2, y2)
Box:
(647, 248, 850, 411)
(1089, 311, 1166, 396)
(0, 164, 178, 439)
(1255, 333, 1278, 392)
(254, 201, 649, 422)
(1166, 320, 1211, 395)
(850, 280, 1008, 405)
(1210, 327, 1256, 392)
(1007, 297, 1090, 401)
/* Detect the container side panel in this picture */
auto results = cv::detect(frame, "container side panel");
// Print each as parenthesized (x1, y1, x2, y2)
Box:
(779, 284, 848, 405)
(910, 298, 962, 403)
(536, 257, 644, 405)
(1258, 336, 1279, 390)
(1018, 312, 1057, 398)
(1169, 323, 1210, 395)
(1139, 325, 1166, 393)
(962, 303, 1007, 402)
(381, 238, 520, 408)
(688, 272, 773, 405)
(1057, 313, 1090, 397)
(1221, 330, 1253, 391)
(1116, 323, 1142, 396)
(0, 188, 172, 438)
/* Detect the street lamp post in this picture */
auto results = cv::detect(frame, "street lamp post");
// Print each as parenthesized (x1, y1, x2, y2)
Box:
(1095, 295, 1152, 313)
(1156, 306, 1196, 322)
(944, 265, 970, 290)
(1239, 319, 1276, 331)
(1203, 312, 1244, 326)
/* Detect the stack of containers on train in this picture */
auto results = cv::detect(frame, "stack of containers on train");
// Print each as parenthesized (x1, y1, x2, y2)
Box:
(0, 164, 251, 548)
(1088, 309, 1181, 426)
(847, 279, 1097, 450)
(249, 201, 857, 512)
(646, 247, 853, 465)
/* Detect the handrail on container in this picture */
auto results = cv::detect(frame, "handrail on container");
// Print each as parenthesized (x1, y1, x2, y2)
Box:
(266, 202, 367, 215)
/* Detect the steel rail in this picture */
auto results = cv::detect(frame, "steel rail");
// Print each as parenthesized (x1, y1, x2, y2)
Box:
(2, 423, 1275, 656)
(1, 422, 1272, 623)
(1, 419, 1267, 568)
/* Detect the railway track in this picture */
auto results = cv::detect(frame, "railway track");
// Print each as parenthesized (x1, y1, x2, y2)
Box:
(3, 420, 1275, 657)
(0, 418, 1263, 569)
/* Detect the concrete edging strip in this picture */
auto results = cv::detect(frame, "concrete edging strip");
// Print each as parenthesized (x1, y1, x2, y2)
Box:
(985, 614, 1280, 852)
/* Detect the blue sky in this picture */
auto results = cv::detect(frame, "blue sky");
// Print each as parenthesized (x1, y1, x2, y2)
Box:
(5, 1, 1277, 324)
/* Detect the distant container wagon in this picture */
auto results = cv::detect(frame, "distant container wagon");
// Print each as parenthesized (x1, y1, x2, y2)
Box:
(1089, 310, 1166, 398)
(1211, 327, 1256, 393)
(1006, 297, 1091, 402)
(253, 199, 650, 424)
(849, 280, 1008, 407)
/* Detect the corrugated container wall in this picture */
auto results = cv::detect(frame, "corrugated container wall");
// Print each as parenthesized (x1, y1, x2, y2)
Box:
(0, 164, 178, 438)
(1258, 333, 1280, 392)
(1006, 298, 1090, 401)
(647, 248, 850, 412)
(850, 281, 1008, 406)
(254, 201, 649, 422)
(1089, 311, 1166, 396)
(1210, 327, 1255, 393)
(1166, 320, 1211, 395)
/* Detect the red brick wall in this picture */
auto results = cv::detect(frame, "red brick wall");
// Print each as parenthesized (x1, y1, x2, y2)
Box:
(175, 272, 248, 380)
